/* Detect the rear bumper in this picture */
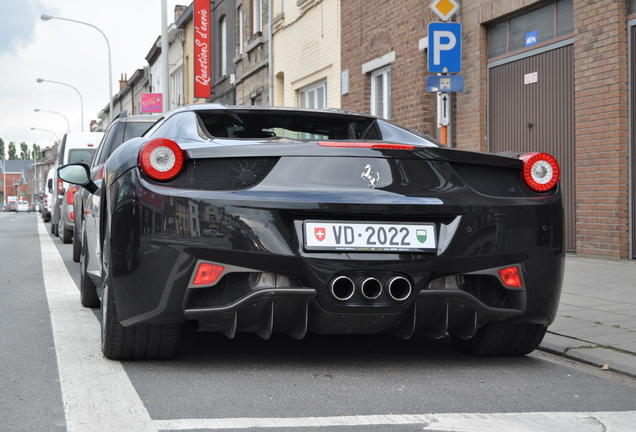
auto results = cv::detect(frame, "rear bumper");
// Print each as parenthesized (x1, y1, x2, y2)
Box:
(107, 172, 565, 339)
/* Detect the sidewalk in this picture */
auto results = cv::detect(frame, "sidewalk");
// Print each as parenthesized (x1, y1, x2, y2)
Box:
(539, 256, 636, 377)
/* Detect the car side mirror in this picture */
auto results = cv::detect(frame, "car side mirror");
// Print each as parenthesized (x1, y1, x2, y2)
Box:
(47, 178, 52, 192)
(58, 163, 98, 194)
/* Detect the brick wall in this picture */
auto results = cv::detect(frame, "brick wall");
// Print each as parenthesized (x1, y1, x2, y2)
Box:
(456, 0, 631, 259)
(273, 0, 342, 108)
(572, 0, 629, 258)
(340, 0, 437, 136)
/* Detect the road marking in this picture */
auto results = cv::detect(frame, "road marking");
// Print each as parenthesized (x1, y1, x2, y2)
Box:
(38, 222, 636, 432)
(38, 222, 156, 432)
(152, 411, 636, 431)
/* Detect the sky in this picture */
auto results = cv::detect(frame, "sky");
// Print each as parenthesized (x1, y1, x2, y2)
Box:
(0, 0, 186, 155)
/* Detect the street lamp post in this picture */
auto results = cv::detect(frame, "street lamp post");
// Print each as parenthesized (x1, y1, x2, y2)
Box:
(35, 108, 70, 134)
(36, 79, 84, 132)
(0, 155, 6, 205)
(40, 14, 113, 124)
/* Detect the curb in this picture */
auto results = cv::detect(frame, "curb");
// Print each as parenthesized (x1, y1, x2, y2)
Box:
(539, 333, 636, 378)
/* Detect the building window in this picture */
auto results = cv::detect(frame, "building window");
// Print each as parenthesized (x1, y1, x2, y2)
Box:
(237, 6, 244, 54)
(171, 67, 184, 108)
(298, 81, 326, 109)
(274, 0, 284, 16)
(220, 16, 227, 77)
(370, 67, 391, 120)
(251, 94, 263, 105)
(488, 0, 573, 59)
(252, 0, 262, 35)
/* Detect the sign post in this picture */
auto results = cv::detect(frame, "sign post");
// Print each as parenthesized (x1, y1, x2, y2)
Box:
(427, 0, 461, 146)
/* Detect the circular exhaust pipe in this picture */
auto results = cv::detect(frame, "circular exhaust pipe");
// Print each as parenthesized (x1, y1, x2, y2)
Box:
(387, 276, 412, 301)
(359, 277, 382, 300)
(329, 276, 355, 301)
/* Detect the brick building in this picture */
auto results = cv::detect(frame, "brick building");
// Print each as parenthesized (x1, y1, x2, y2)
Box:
(341, 0, 438, 134)
(273, 0, 342, 108)
(340, 0, 636, 260)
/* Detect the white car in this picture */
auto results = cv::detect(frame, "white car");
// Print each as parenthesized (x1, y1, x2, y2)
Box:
(16, 201, 30, 212)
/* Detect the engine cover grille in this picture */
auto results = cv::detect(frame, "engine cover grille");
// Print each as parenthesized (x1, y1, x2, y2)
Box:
(450, 163, 553, 198)
(147, 157, 279, 190)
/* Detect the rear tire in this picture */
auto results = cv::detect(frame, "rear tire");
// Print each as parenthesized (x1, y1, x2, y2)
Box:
(101, 232, 180, 360)
(61, 223, 72, 244)
(450, 321, 547, 356)
(72, 221, 82, 262)
(80, 230, 99, 308)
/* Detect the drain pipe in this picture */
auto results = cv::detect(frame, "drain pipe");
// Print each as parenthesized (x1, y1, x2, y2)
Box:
(268, 0, 273, 105)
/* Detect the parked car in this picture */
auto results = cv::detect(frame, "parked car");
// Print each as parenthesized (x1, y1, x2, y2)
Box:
(51, 132, 103, 243)
(16, 200, 30, 212)
(71, 111, 160, 262)
(7, 196, 18, 212)
(42, 168, 54, 222)
(58, 104, 564, 360)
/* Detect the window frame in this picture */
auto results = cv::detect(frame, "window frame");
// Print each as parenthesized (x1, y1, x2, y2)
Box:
(370, 66, 391, 120)
(298, 80, 327, 109)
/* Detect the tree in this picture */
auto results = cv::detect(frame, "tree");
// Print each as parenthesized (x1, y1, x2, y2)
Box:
(0, 138, 4, 160)
(20, 142, 31, 160)
(31, 143, 42, 160)
(8, 142, 17, 160)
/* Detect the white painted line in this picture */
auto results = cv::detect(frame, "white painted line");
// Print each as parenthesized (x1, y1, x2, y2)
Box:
(38, 222, 157, 432)
(39, 222, 636, 432)
(154, 411, 636, 431)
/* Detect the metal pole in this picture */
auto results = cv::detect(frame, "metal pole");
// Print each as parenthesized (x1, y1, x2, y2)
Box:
(161, 0, 170, 113)
(0, 156, 6, 205)
(268, 0, 273, 105)
(41, 15, 112, 124)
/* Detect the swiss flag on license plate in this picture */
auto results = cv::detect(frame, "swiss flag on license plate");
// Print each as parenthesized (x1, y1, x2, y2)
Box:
(314, 227, 326, 242)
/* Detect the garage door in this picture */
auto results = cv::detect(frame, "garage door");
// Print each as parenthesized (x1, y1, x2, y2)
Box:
(489, 44, 575, 252)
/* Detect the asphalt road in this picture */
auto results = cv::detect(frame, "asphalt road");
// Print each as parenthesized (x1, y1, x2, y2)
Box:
(1, 211, 636, 432)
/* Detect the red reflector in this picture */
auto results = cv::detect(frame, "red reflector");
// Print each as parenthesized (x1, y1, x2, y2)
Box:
(193, 263, 225, 286)
(66, 186, 77, 205)
(318, 142, 416, 150)
(498, 266, 522, 288)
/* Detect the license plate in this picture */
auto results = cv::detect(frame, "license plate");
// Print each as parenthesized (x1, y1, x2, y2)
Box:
(304, 221, 436, 252)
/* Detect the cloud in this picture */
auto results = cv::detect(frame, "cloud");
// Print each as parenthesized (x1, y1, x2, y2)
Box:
(0, 0, 56, 55)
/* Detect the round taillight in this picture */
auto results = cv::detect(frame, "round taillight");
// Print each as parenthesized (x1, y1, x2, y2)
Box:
(138, 138, 184, 181)
(519, 152, 560, 192)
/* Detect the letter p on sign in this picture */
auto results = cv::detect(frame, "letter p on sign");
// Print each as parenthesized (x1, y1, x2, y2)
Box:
(428, 22, 462, 73)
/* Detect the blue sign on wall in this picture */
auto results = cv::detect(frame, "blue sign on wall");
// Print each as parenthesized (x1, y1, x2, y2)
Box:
(428, 22, 462, 73)
(526, 30, 538, 47)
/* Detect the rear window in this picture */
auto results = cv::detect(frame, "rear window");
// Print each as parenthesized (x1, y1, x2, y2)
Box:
(68, 148, 96, 165)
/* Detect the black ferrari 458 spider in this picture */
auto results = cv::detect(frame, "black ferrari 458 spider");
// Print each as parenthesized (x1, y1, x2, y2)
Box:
(58, 104, 564, 360)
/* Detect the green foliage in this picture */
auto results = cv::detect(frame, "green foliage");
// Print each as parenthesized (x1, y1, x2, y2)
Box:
(20, 142, 31, 160)
(0, 138, 4, 160)
(31, 143, 42, 160)
(8, 142, 17, 159)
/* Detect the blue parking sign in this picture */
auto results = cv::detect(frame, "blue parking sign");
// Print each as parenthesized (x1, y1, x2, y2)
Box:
(428, 22, 462, 73)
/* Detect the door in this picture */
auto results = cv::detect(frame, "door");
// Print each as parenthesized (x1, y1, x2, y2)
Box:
(489, 44, 575, 251)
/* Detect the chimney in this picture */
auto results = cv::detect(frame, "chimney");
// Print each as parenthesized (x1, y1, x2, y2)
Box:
(119, 73, 128, 90)
(174, 5, 187, 22)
